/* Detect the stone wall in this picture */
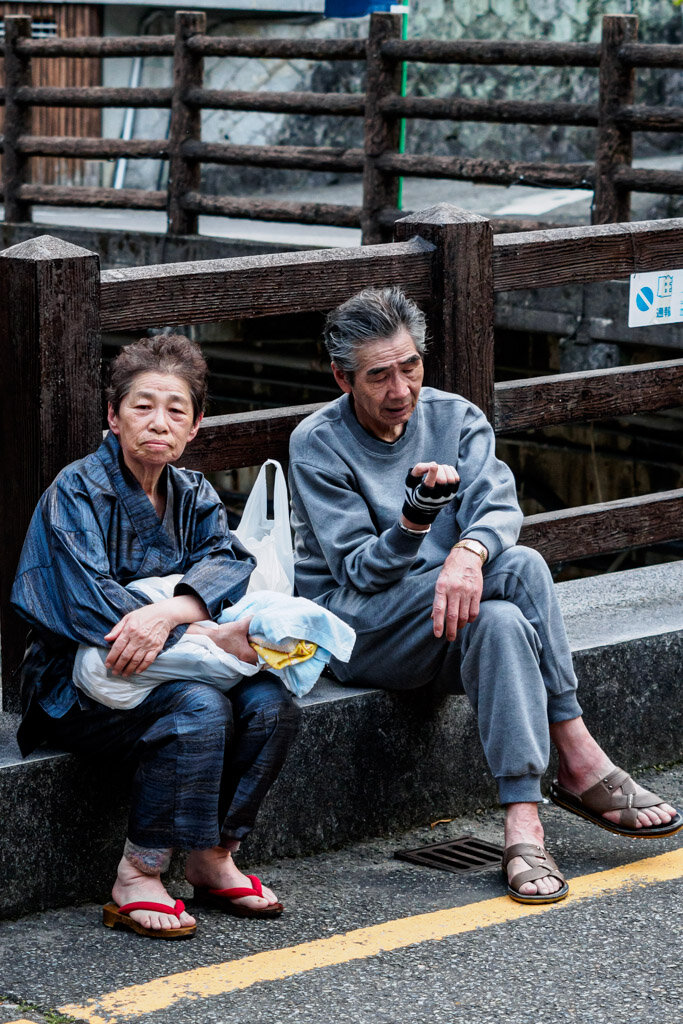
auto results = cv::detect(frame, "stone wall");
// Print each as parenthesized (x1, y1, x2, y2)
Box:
(101, 1, 683, 195)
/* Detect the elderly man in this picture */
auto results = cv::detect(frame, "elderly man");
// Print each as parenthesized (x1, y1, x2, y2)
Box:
(288, 286, 681, 904)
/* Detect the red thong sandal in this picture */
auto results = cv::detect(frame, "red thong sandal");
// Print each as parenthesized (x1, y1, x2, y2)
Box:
(102, 899, 196, 939)
(193, 874, 284, 918)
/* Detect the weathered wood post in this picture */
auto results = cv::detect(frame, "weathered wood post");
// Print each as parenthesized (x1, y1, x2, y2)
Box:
(167, 10, 206, 236)
(592, 14, 637, 224)
(394, 204, 495, 421)
(362, 11, 403, 245)
(2, 15, 33, 224)
(0, 236, 102, 712)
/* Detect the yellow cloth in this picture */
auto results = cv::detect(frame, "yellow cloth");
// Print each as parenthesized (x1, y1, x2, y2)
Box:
(249, 639, 318, 670)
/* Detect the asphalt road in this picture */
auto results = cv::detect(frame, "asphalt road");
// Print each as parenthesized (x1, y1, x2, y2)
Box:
(1, 763, 682, 1024)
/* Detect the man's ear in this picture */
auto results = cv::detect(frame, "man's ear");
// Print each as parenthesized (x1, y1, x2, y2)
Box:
(331, 362, 353, 395)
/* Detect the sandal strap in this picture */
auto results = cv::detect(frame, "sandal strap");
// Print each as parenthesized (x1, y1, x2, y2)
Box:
(117, 899, 185, 917)
(580, 769, 665, 829)
(208, 875, 264, 900)
(503, 843, 566, 894)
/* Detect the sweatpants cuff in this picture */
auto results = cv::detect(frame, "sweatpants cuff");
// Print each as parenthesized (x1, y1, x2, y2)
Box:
(498, 774, 543, 805)
(548, 689, 583, 724)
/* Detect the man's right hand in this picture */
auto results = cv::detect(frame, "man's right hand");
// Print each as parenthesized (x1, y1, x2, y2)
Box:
(188, 618, 259, 666)
(401, 462, 459, 530)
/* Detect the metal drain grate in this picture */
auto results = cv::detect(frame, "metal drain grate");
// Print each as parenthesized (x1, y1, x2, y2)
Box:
(394, 835, 504, 875)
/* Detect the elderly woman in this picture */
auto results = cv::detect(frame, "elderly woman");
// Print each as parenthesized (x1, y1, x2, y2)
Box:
(12, 334, 300, 939)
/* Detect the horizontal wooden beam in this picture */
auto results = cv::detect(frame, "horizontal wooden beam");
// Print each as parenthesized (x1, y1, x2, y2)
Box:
(612, 165, 683, 194)
(617, 104, 683, 132)
(15, 86, 173, 109)
(17, 135, 170, 159)
(16, 35, 175, 57)
(494, 359, 683, 433)
(380, 95, 598, 126)
(186, 88, 365, 117)
(492, 217, 683, 291)
(180, 404, 326, 472)
(182, 192, 362, 227)
(376, 152, 595, 188)
(381, 38, 601, 67)
(99, 236, 435, 332)
(183, 141, 364, 173)
(17, 185, 167, 209)
(619, 43, 683, 69)
(519, 490, 683, 564)
(187, 35, 366, 61)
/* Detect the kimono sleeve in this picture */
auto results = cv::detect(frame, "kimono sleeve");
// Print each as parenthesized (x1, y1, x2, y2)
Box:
(173, 476, 255, 617)
(11, 475, 186, 649)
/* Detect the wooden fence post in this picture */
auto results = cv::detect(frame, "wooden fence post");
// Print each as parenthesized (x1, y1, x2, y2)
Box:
(593, 14, 638, 225)
(394, 204, 495, 421)
(362, 11, 402, 245)
(2, 16, 33, 224)
(0, 235, 101, 712)
(167, 10, 206, 236)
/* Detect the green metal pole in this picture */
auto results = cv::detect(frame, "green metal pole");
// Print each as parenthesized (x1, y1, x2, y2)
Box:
(394, 2, 409, 210)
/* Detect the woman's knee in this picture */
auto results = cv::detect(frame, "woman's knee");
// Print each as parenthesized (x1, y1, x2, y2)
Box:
(232, 675, 302, 734)
(159, 680, 233, 735)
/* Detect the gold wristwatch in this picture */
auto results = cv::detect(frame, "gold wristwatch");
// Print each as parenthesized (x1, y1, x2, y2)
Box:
(451, 539, 488, 565)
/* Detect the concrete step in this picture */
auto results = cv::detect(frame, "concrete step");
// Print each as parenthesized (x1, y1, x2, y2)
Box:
(1, 561, 681, 919)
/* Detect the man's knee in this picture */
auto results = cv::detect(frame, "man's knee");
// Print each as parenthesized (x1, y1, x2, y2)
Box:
(164, 681, 232, 736)
(494, 544, 551, 584)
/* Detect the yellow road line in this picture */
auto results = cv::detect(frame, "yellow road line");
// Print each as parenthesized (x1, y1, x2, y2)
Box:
(59, 848, 683, 1024)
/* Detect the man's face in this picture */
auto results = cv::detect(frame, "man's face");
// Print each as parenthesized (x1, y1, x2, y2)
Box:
(332, 328, 424, 442)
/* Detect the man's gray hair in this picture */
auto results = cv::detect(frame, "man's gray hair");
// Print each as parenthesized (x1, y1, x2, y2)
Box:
(323, 287, 427, 376)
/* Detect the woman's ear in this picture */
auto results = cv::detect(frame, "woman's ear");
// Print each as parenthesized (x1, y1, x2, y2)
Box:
(107, 403, 120, 435)
(187, 411, 203, 443)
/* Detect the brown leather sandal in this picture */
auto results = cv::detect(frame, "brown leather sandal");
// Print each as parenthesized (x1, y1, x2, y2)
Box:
(549, 768, 683, 839)
(502, 843, 569, 905)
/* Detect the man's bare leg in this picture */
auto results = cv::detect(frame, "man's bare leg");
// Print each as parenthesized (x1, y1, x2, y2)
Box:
(185, 846, 279, 912)
(504, 802, 563, 897)
(550, 716, 677, 829)
(111, 843, 196, 932)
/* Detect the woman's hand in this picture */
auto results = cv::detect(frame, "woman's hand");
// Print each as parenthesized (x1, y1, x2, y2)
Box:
(105, 604, 175, 677)
(104, 594, 207, 677)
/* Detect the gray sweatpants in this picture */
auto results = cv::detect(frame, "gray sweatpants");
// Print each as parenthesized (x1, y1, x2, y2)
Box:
(325, 545, 582, 805)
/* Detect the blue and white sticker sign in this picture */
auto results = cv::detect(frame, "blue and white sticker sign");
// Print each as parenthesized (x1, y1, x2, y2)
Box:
(628, 268, 683, 327)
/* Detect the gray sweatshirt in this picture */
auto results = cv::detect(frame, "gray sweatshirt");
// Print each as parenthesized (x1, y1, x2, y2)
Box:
(288, 387, 523, 605)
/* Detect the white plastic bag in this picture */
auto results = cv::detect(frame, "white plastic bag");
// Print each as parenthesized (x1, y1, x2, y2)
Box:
(234, 459, 295, 595)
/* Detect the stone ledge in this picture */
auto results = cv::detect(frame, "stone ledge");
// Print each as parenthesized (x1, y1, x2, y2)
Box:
(1, 562, 681, 919)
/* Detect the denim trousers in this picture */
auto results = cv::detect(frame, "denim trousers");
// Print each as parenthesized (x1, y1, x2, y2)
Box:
(41, 673, 301, 850)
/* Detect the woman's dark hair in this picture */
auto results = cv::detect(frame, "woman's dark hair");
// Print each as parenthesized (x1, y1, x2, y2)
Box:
(107, 334, 208, 421)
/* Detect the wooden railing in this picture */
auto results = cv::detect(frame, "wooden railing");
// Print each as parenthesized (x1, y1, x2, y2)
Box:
(2, 12, 683, 242)
(1, 203, 682, 710)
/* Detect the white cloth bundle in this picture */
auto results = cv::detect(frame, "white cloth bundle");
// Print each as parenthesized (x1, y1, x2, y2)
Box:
(73, 575, 355, 710)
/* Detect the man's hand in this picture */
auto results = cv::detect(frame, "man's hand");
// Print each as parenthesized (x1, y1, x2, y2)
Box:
(187, 618, 259, 666)
(432, 545, 484, 641)
(105, 602, 176, 677)
(402, 462, 459, 529)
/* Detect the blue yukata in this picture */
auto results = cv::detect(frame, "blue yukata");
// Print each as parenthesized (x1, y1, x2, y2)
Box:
(11, 431, 300, 851)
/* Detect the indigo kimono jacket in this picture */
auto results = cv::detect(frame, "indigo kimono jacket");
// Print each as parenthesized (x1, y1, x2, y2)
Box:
(11, 431, 255, 754)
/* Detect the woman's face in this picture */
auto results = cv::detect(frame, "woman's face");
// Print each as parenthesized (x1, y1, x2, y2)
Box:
(107, 371, 202, 473)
